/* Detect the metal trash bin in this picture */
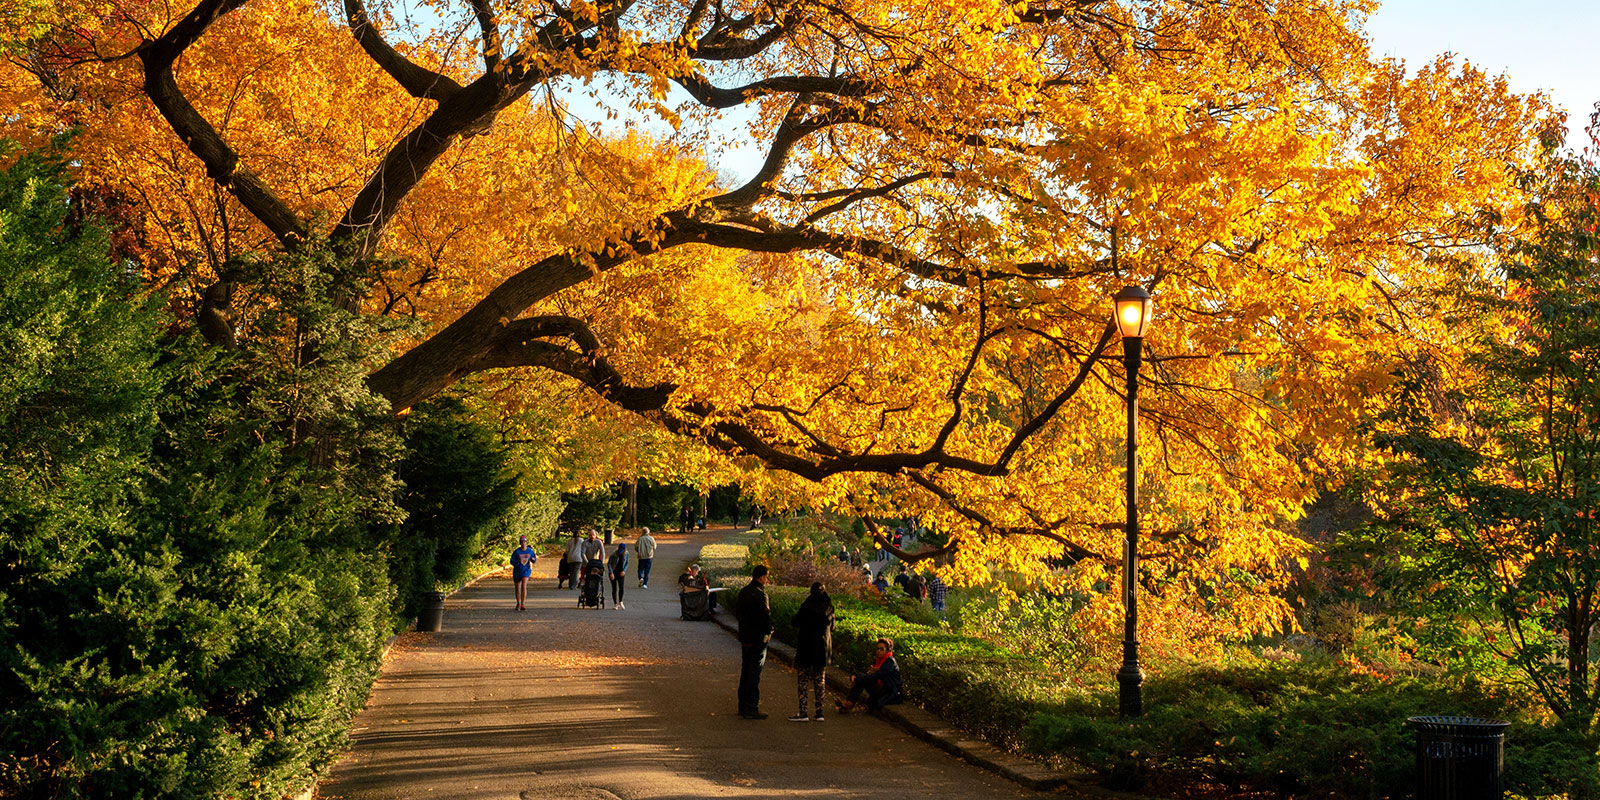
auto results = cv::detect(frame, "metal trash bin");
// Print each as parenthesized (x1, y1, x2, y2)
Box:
(1408, 716, 1509, 800)
(416, 591, 446, 632)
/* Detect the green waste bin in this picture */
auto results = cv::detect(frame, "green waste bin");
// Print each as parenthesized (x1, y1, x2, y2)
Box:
(1408, 716, 1509, 800)
(416, 591, 446, 632)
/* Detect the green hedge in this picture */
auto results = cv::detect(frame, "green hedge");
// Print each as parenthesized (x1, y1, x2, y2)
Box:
(0, 145, 395, 798)
(1023, 662, 1583, 796)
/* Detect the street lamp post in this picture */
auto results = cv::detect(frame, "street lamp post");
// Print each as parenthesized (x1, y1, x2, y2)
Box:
(1112, 285, 1152, 718)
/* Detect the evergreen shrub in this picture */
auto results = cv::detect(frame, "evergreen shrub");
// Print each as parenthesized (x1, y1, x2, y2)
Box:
(0, 143, 399, 798)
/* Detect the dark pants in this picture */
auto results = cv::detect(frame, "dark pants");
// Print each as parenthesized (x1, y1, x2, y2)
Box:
(638, 558, 653, 586)
(738, 642, 767, 714)
(564, 561, 582, 588)
(609, 573, 625, 604)
(847, 676, 902, 710)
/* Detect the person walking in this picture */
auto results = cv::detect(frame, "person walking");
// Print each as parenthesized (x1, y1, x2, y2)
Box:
(734, 565, 773, 719)
(561, 532, 584, 589)
(837, 637, 903, 713)
(635, 527, 657, 588)
(926, 572, 947, 613)
(509, 535, 537, 611)
(789, 582, 834, 722)
(607, 543, 629, 609)
(581, 528, 606, 584)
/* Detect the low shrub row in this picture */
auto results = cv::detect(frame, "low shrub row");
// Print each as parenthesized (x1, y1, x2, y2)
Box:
(1024, 663, 1584, 797)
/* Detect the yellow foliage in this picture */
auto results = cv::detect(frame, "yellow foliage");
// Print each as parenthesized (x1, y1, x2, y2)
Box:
(0, 0, 1558, 646)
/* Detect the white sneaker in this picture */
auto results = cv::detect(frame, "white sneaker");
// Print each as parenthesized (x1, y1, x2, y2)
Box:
(618, 602, 625, 610)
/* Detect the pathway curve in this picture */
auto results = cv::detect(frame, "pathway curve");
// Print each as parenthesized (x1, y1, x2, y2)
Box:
(317, 526, 1058, 800)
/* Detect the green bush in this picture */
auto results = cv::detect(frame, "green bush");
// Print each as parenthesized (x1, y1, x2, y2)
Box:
(468, 493, 565, 576)
(0, 143, 393, 798)
(558, 485, 625, 531)
(631, 479, 696, 528)
(387, 397, 518, 621)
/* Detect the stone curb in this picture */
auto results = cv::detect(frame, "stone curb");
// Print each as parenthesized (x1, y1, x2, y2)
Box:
(710, 611, 1112, 794)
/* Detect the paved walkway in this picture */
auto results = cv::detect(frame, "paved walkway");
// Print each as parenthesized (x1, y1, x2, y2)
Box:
(317, 527, 1077, 800)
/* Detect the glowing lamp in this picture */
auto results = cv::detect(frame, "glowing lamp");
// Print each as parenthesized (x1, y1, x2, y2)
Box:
(1112, 285, 1153, 339)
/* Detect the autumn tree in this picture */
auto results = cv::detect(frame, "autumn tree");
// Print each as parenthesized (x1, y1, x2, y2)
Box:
(4, 0, 1555, 626)
(1352, 140, 1600, 792)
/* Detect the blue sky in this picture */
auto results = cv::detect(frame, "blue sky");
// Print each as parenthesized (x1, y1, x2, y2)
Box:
(1366, 0, 1599, 152)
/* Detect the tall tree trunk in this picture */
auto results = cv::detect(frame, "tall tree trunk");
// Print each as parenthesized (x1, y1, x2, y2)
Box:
(626, 479, 637, 529)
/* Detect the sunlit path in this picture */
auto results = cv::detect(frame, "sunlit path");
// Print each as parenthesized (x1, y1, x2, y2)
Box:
(317, 526, 1053, 800)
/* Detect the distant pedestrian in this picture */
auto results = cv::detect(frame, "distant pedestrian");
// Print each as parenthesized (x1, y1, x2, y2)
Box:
(635, 527, 657, 588)
(680, 505, 693, 534)
(871, 570, 889, 594)
(510, 535, 537, 611)
(607, 543, 629, 609)
(904, 571, 926, 602)
(735, 565, 773, 719)
(788, 583, 834, 722)
(562, 532, 584, 589)
(926, 572, 947, 613)
(837, 636, 903, 713)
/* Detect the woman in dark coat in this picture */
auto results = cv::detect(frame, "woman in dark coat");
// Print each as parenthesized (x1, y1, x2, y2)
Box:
(789, 582, 834, 722)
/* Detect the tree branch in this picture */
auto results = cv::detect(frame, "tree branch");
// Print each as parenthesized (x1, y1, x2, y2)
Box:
(467, 0, 503, 73)
(671, 72, 873, 109)
(139, 0, 307, 245)
(344, 0, 464, 100)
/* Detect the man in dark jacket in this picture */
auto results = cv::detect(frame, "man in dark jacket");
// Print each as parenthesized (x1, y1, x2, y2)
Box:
(838, 636, 903, 712)
(734, 565, 773, 719)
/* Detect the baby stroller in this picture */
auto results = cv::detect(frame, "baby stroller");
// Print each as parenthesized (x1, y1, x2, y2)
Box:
(578, 562, 605, 609)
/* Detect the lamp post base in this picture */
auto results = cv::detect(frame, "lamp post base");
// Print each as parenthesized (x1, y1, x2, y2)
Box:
(1117, 661, 1144, 718)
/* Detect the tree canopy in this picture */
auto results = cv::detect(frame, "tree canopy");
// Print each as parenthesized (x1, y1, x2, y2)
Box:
(1, 0, 1557, 627)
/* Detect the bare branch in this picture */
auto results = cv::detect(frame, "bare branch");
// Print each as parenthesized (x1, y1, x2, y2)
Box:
(344, 0, 464, 100)
(671, 72, 873, 108)
(467, 0, 503, 72)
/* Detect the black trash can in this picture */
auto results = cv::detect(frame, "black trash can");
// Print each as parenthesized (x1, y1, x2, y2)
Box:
(1408, 716, 1509, 800)
(416, 591, 446, 632)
